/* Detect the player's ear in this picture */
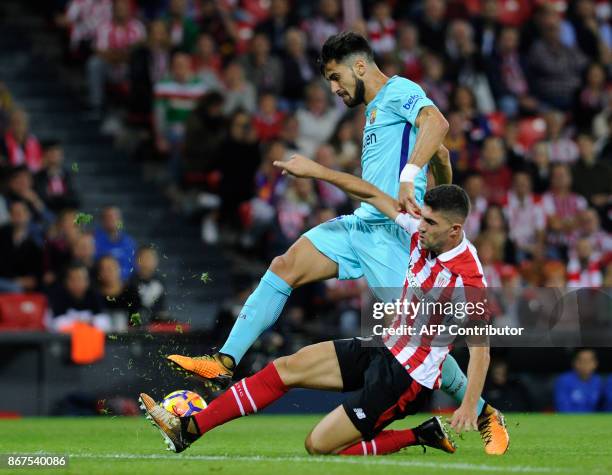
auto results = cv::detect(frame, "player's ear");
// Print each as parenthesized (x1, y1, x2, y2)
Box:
(353, 57, 367, 77)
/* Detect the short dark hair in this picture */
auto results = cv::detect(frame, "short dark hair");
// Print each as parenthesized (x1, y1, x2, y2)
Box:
(319, 31, 374, 73)
(423, 185, 470, 221)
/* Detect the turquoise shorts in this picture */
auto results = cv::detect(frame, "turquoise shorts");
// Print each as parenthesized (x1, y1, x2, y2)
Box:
(303, 215, 411, 299)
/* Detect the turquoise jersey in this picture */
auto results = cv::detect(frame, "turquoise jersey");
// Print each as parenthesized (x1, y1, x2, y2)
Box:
(353, 75, 435, 222)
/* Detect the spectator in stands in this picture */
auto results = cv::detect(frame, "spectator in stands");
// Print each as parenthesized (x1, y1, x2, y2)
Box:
(182, 91, 226, 184)
(478, 136, 512, 205)
(0, 200, 42, 292)
(71, 231, 96, 277)
(239, 32, 283, 96)
(528, 141, 552, 194)
(445, 19, 495, 114)
(555, 348, 603, 412)
(483, 359, 532, 412)
(328, 115, 360, 172)
(567, 237, 603, 288)
(573, 208, 612, 261)
(416, 0, 448, 57)
(46, 262, 109, 332)
(443, 110, 471, 179)
(1, 108, 42, 172)
(527, 9, 587, 110)
(154, 51, 206, 181)
(366, 1, 396, 56)
(280, 28, 316, 105)
(94, 206, 136, 281)
(222, 61, 256, 115)
(86, 0, 146, 113)
(5, 166, 53, 236)
(479, 205, 517, 265)
(128, 245, 169, 323)
(463, 173, 488, 241)
(60, 0, 112, 59)
(574, 63, 609, 133)
(164, 0, 199, 52)
(472, 0, 502, 58)
(274, 177, 318, 252)
(489, 26, 538, 117)
(394, 23, 423, 83)
(544, 111, 579, 165)
(312, 144, 348, 210)
(191, 33, 223, 90)
(420, 52, 449, 113)
(450, 85, 491, 150)
(128, 20, 171, 120)
(42, 209, 80, 286)
(197, 0, 237, 61)
(303, 0, 343, 52)
(475, 238, 501, 287)
(296, 82, 341, 157)
(569, 0, 612, 63)
(572, 133, 612, 211)
(543, 164, 588, 259)
(34, 140, 79, 212)
(96, 255, 140, 330)
(503, 171, 546, 262)
(255, 0, 297, 54)
(252, 92, 285, 143)
(218, 110, 261, 230)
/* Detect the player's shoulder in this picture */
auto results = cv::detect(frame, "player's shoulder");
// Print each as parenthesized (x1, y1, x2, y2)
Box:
(442, 239, 487, 286)
(383, 76, 427, 99)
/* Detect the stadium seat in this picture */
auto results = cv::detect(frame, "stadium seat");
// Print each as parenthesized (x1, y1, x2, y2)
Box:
(517, 116, 547, 149)
(0, 293, 47, 331)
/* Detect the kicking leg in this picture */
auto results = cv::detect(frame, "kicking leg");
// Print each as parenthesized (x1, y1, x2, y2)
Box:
(167, 237, 338, 387)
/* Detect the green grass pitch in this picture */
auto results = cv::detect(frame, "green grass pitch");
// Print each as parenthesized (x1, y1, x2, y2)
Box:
(1, 414, 611, 474)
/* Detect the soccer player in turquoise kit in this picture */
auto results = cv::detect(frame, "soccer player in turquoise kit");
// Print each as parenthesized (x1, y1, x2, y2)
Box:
(168, 32, 508, 454)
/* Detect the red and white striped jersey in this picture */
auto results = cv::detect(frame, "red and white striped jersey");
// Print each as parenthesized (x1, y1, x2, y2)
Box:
(95, 18, 145, 51)
(385, 214, 488, 389)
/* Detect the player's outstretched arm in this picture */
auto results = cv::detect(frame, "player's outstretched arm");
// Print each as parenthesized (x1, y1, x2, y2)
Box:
(450, 341, 490, 433)
(430, 145, 452, 186)
(274, 155, 399, 220)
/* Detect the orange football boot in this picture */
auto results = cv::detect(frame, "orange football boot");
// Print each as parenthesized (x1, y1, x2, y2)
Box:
(166, 353, 233, 390)
(478, 405, 510, 455)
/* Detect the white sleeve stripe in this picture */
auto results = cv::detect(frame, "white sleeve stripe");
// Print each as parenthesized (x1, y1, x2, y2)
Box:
(371, 439, 377, 455)
(230, 385, 245, 416)
(241, 378, 257, 413)
(361, 441, 368, 455)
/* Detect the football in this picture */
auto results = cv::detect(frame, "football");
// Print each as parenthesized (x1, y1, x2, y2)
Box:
(160, 390, 207, 417)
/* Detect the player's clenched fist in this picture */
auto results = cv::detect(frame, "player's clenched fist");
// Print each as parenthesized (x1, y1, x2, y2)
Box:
(273, 154, 323, 179)
(398, 181, 421, 218)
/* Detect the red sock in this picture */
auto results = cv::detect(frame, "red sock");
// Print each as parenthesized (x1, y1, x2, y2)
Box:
(193, 363, 288, 434)
(339, 429, 417, 456)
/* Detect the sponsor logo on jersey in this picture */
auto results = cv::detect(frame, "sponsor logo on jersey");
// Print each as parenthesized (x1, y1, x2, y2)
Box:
(364, 132, 377, 147)
(369, 107, 377, 124)
(402, 94, 420, 112)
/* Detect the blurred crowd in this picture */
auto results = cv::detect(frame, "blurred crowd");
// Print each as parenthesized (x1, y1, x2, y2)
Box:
(2, 0, 611, 357)
(0, 88, 170, 330)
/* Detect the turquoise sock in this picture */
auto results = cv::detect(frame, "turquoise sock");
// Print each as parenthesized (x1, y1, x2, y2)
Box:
(220, 270, 292, 364)
(440, 354, 486, 415)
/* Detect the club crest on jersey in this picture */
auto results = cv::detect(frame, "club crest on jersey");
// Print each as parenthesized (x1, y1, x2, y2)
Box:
(369, 107, 377, 124)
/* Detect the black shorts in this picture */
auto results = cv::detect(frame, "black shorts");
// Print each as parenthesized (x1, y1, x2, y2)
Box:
(334, 337, 432, 441)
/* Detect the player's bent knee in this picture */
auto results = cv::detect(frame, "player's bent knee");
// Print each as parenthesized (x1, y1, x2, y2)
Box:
(273, 352, 306, 387)
(269, 254, 298, 286)
(304, 433, 333, 455)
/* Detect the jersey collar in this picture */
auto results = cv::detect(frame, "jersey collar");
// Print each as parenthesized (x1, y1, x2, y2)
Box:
(435, 233, 468, 263)
(366, 75, 398, 114)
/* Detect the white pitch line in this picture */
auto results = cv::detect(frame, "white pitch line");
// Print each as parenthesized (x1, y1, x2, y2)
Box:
(61, 452, 571, 474)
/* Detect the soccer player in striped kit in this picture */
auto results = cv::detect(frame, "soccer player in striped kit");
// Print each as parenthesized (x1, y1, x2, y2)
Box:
(140, 157, 508, 456)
